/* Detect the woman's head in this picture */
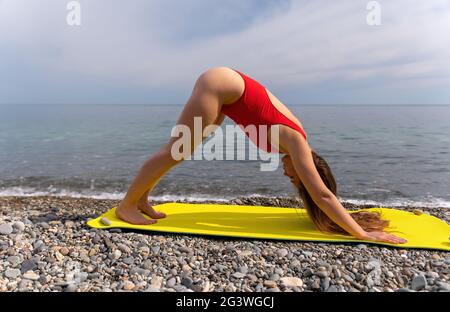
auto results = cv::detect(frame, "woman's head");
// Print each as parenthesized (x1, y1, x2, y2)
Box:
(282, 150, 389, 235)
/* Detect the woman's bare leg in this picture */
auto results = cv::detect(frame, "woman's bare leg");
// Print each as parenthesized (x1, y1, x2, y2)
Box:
(136, 115, 226, 219)
(115, 70, 226, 225)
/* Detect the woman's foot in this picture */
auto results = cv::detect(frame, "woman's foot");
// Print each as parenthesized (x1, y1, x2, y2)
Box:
(138, 200, 167, 219)
(115, 201, 158, 225)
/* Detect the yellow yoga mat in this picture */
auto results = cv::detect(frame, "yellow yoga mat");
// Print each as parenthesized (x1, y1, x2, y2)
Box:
(87, 203, 450, 251)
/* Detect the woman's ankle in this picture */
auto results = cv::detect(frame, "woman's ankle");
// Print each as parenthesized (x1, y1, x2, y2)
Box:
(119, 197, 138, 208)
(138, 197, 149, 205)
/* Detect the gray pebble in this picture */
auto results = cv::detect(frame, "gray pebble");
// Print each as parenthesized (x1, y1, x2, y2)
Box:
(226, 244, 235, 251)
(142, 260, 153, 270)
(316, 260, 329, 267)
(325, 285, 340, 292)
(131, 268, 149, 276)
(216, 264, 227, 272)
(19, 279, 30, 289)
(7, 256, 22, 267)
(75, 272, 89, 283)
(190, 284, 203, 292)
(276, 248, 288, 258)
(5, 269, 21, 279)
(92, 235, 101, 244)
(178, 246, 192, 253)
(21, 259, 38, 273)
(181, 276, 193, 288)
(144, 287, 160, 292)
(173, 285, 188, 292)
(39, 275, 49, 285)
(269, 273, 280, 281)
(109, 249, 122, 260)
(354, 273, 364, 282)
(321, 277, 331, 291)
(303, 268, 313, 278)
(274, 268, 284, 275)
(411, 275, 427, 291)
(366, 271, 381, 288)
(343, 274, 354, 282)
(425, 271, 439, 279)
(310, 280, 321, 290)
(33, 241, 46, 253)
(100, 217, 112, 226)
(151, 246, 160, 254)
(289, 260, 300, 270)
(43, 213, 58, 222)
(436, 282, 450, 291)
(166, 278, 176, 288)
(0, 223, 13, 235)
(89, 273, 101, 279)
(316, 271, 329, 278)
(65, 283, 78, 292)
(38, 222, 49, 229)
(12, 221, 26, 232)
(170, 268, 178, 276)
(302, 251, 313, 257)
(431, 261, 444, 267)
(160, 267, 169, 275)
(117, 243, 131, 254)
(366, 259, 383, 271)
(232, 272, 246, 279)
(333, 267, 342, 279)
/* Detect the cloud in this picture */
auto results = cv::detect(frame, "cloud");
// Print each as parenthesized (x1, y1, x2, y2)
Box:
(0, 0, 449, 104)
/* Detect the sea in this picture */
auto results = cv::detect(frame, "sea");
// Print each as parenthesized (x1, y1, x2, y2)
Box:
(0, 104, 449, 208)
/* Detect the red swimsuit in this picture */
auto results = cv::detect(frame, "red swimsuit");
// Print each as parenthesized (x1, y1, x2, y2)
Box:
(220, 68, 308, 153)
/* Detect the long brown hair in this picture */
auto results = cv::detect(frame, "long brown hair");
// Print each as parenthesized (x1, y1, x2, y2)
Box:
(297, 150, 389, 235)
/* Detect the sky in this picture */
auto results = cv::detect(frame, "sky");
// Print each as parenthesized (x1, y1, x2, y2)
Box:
(1, 0, 450, 105)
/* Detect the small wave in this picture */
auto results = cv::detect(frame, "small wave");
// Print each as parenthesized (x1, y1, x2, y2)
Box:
(364, 188, 392, 193)
(0, 187, 231, 202)
(0, 187, 449, 208)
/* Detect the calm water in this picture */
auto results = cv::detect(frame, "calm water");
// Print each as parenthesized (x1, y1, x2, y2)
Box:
(0, 104, 449, 207)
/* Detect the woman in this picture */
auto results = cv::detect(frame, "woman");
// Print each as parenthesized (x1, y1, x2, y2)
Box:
(116, 66, 407, 245)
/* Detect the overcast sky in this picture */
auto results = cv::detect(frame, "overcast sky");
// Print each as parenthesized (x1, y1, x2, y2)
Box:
(1, 0, 449, 105)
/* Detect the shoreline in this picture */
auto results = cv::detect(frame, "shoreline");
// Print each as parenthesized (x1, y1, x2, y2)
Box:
(0, 195, 449, 292)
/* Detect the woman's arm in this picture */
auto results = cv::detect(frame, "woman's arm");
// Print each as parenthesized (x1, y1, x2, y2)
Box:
(281, 129, 371, 239)
(280, 127, 407, 244)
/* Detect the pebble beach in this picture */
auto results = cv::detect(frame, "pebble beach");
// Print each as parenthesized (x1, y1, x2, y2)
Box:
(0, 196, 449, 293)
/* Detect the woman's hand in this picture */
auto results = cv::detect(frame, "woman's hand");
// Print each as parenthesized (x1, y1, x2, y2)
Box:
(357, 231, 408, 244)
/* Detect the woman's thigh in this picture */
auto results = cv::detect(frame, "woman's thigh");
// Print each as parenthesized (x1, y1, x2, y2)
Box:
(166, 73, 225, 152)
